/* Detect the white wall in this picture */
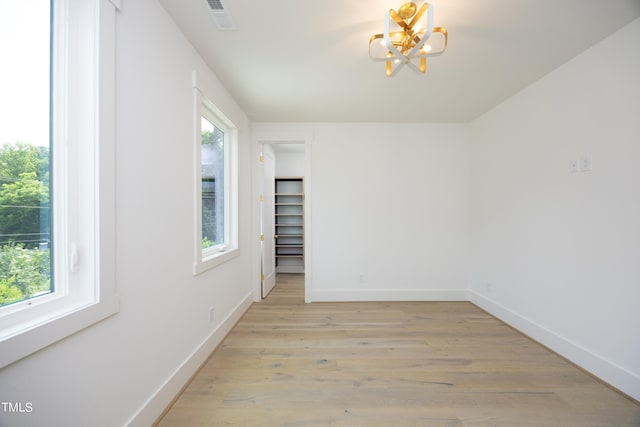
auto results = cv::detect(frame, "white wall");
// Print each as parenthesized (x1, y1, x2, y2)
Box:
(1, 5, 637, 426)
(274, 150, 304, 177)
(253, 123, 471, 301)
(469, 18, 640, 400)
(0, 1, 253, 426)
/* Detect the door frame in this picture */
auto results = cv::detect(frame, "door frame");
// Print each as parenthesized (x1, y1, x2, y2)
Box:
(251, 131, 313, 302)
(260, 144, 276, 298)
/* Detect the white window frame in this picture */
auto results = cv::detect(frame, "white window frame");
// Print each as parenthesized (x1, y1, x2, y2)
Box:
(0, 0, 119, 368)
(200, 108, 230, 253)
(193, 73, 239, 275)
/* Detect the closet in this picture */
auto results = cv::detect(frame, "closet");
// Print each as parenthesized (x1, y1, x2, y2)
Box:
(274, 177, 304, 273)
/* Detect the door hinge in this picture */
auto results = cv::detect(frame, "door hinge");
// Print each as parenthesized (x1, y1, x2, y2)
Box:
(261, 274, 265, 281)
(260, 194, 264, 202)
(259, 154, 264, 163)
(260, 234, 265, 241)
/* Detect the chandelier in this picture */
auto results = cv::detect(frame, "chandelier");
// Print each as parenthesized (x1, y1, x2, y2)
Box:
(369, 2, 448, 77)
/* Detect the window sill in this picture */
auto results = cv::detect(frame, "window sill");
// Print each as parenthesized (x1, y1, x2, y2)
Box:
(0, 295, 119, 368)
(193, 248, 240, 276)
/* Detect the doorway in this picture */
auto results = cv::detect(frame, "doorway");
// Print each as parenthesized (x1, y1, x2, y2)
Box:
(255, 134, 311, 302)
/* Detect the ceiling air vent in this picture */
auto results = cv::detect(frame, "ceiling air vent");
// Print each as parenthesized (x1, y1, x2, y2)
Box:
(204, 0, 236, 30)
(206, 0, 224, 10)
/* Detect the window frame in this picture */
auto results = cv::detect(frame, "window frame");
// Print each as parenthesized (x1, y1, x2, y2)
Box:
(0, 0, 119, 368)
(200, 112, 230, 254)
(193, 74, 239, 275)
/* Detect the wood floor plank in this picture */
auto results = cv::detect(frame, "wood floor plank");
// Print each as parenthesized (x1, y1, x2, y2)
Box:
(156, 273, 640, 426)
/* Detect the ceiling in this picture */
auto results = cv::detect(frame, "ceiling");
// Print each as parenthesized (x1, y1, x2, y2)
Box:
(158, 0, 640, 123)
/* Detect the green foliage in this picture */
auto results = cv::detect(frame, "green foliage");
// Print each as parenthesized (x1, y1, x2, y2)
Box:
(0, 143, 48, 182)
(0, 143, 50, 248)
(202, 236, 216, 249)
(0, 143, 52, 307)
(0, 244, 51, 304)
(0, 275, 24, 306)
(0, 171, 49, 239)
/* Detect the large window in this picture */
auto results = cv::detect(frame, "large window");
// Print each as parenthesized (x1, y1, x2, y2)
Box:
(0, 2, 52, 309)
(193, 75, 238, 274)
(0, 0, 118, 368)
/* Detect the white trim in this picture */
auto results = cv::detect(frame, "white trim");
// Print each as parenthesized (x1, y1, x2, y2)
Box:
(303, 137, 313, 303)
(251, 132, 313, 303)
(124, 293, 253, 427)
(98, 0, 118, 316)
(0, 0, 119, 368)
(193, 249, 240, 275)
(309, 289, 469, 302)
(469, 290, 640, 401)
(192, 71, 239, 276)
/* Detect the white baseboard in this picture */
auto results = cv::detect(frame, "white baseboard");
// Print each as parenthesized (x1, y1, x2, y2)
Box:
(309, 288, 469, 302)
(125, 293, 254, 427)
(469, 290, 640, 402)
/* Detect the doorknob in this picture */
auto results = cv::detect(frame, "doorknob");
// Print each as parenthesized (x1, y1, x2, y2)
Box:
(273, 234, 278, 239)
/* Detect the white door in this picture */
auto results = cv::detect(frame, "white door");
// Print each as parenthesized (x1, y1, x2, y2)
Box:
(261, 145, 276, 298)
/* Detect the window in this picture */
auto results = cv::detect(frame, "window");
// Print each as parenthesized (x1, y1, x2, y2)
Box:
(0, 0, 118, 368)
(193, 75, 239, 274)
(200, 115, 227, 251)
(0, 2, 52, 309)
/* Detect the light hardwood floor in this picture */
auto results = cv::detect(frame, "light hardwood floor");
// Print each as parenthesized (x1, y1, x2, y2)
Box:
(157, 274, 640, 426)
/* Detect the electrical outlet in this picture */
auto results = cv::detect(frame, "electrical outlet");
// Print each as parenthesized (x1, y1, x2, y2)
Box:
(580, 154, 592, 172)
(568, 159, 579, 173)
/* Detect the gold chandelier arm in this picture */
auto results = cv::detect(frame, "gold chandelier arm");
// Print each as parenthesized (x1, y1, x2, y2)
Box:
(370, 31, 405, 44)
(389, 9, 408, 29)
(388, 31, 406, 39)
(369, 31, 411, 58)
(368, 33, 387, 61)
(369, 33, 405, 61)
(434, 26, 448, 49)
(369, 33, 384, 44)
(407, 3, 428, 29)
(424, 27, 448, 56)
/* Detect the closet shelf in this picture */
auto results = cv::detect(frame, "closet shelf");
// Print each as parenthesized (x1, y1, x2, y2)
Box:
(274, 177, 304, 273)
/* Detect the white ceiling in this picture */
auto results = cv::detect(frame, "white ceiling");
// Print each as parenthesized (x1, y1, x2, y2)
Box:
(158, 0, 640, 123)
